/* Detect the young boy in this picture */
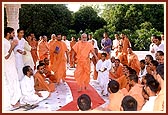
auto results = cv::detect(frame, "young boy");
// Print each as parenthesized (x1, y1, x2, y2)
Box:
(96, 53, 111, 96)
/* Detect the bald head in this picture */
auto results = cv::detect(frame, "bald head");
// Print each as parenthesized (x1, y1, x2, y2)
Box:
(51, 34, 56, 40)
(81, 33, 87, 42)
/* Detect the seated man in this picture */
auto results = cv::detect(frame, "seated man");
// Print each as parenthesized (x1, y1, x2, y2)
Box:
(121, 95, 138, 111)
(77, 94, 92, 111)
(153, 64, 164, 111)
(20, 66, 50, 105)
(127, 47, 140, 75)
(141, 78, 159, 111)
(34, 64, 55, 92)
(109, 59, 124, 79)
(138, 59, 147, 82)
(43, 58, 57, 82)
(127, 74, 145, 111)
(105, 80, 124, 111)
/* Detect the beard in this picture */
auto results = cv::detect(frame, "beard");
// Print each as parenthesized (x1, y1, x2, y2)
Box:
(9, 35, 14, 40)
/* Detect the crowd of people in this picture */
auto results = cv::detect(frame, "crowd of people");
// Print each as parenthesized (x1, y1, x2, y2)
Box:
(4, 26, 164, 111)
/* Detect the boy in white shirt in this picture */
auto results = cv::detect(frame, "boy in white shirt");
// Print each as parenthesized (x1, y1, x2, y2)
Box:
(96, 53, 111, 96)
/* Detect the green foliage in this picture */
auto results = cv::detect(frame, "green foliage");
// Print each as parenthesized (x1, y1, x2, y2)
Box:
(19, 4, 72, 39)
(102, 4, 164, 32)
(73, 6, 106, 33)
(101, 4, 164, 51)
(4, 4, 164, 51)
(133, 28, 162, 51)
(140, 22, 152, 30)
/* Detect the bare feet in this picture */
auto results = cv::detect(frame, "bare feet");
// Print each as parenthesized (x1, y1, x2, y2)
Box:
(12, 101, 20, 108)
(78, 87, 82, 92)
(84, 87, 88, 90)
(101, 90, 104, 95)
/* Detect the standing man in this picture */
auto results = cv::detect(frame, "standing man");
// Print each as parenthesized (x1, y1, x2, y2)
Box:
(29, 33, 38, 70)
(88, 33, 99, 80)
(62, 35, 71, 52)
(112, 34, 120, 57)
(52, 34, 69, 84)
(69, 36, 76, 68)
(62, 35, 71, 68)
(72, 33, 98, 91)
(14, 28, 26, 81)
(119, 33, 131, 55)
(149, 35, 156, 60)
(4, 27, 22, 109)
(101, 32, 112, 57)
(153, 36, 164, 53)
(23, 34, 35, 70)
(48, 34, 56, 67)
(37, 35, 49, 61)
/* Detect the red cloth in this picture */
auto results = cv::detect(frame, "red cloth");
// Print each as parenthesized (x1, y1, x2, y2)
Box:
(58, 76, 105, 111)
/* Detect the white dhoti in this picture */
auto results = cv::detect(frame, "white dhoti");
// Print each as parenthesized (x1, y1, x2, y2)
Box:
(20, 91, 49, 105)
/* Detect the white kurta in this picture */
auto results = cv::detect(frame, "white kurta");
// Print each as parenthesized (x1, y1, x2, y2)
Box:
(20, 75, 49, 105)
(141, 96, 157, 111)
(149, 43, 156, 60)
(23, 41, 35, 69)
(88, 39, 99, 58)
(13, 37, 25, 81)
(153, 43, 164, 52)
(3, 38, 22, 109)
(96, 59, 111, 95)
(62, 40, 71, 51)
(138, 65, 147, 82)
(112, 39, 120, 56)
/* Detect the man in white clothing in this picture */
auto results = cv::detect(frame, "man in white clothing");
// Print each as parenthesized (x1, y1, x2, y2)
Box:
(96, 53, 111, 96)
(62, 35, 71, 51)
(112, 34, 120, 57)
(161, 33, 164, 44)
(153, 36, 164, 53)
(141, 77, 159, 111)
(138, 59, 147, 82)
(88, 33, 99, 60)
(20, 66, 50, 105)
(62, 35, 71, 67)
(149, 35, 156, 60)
(3, 27, 22, 110)
(23, 34, 35, 70)
(88, 34, 99, 50)
(13, 28, 26, 81)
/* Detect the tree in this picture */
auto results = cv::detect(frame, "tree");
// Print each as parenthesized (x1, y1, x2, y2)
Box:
(101, 4, 164, 32)
(73, 6, 106, 33)
(101, 4, 164, 51)
(19, 4, 72, 39)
